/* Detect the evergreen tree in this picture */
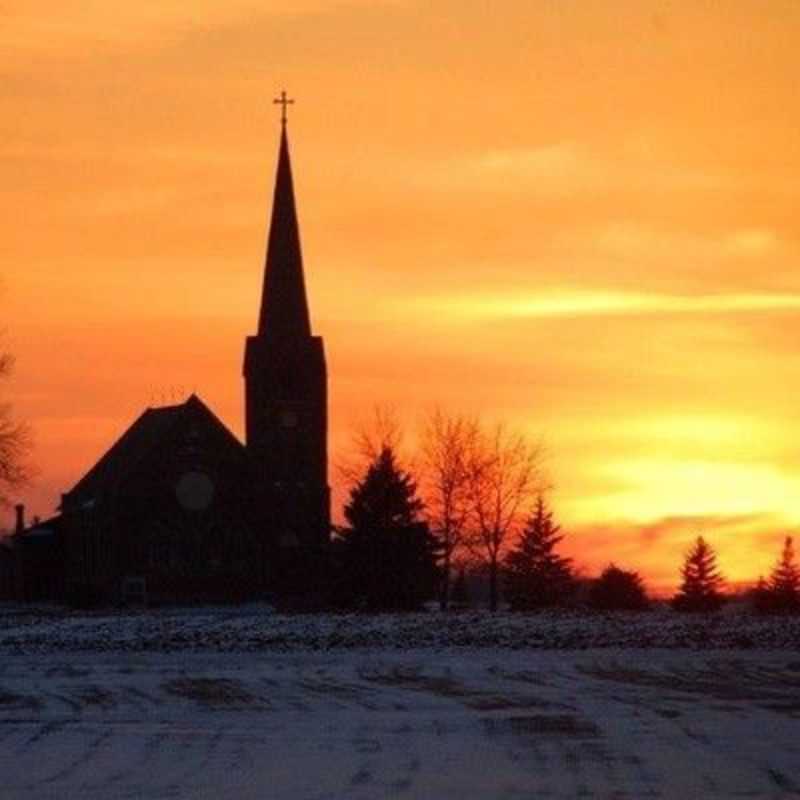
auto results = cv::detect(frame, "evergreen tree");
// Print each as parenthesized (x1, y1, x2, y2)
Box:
(752, 575, 770, 613)
(503, 496, 575, 611)
(672, 536, 725, 612)
(757, 537, 800, 613)
(332, 446, 441, 611)
(588, 564, 649, 611)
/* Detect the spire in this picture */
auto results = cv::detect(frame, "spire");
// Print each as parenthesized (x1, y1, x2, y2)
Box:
(257, 114, 312, 340)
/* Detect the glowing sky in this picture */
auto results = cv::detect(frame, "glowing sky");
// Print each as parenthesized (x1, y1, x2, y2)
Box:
(3, 1, 799, 591)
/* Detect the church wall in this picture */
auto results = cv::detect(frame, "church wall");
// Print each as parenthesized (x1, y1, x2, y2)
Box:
(115, 417, 266, 605)
(55, 402, 275, 607)
(15, 526, 66, 604)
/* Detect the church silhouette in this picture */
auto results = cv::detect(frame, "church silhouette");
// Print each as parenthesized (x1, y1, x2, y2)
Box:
(12, 102, 330, 606)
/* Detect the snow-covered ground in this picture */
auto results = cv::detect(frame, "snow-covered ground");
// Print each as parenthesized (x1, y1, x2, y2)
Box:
(1, 605, 798, 652)
(0, 609, 799, 798)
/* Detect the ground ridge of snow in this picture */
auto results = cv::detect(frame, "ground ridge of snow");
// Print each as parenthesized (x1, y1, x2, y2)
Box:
(0, 607, 797, 654)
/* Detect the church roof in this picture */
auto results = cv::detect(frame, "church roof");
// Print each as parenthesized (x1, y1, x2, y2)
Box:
(64, 395, 244, 505)
(257, 124, 312, 341)
(18, 515, 61, 539)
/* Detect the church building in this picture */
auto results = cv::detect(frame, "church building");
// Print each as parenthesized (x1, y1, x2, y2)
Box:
(12, 100, 330, 606)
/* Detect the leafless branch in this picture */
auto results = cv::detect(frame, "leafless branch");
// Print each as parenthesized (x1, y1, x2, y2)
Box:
(463, 422, 544, 610)
(0, 345, 32, 507)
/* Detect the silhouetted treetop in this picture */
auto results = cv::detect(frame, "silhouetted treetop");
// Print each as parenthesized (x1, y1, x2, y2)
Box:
(344, 446, 424, 532)
(770, 536, 800, 597)
(672, 536, 725, 613)
(504, 495, 574, 611)
(334, 445, 439, 611)
(756, 536, 800, 614)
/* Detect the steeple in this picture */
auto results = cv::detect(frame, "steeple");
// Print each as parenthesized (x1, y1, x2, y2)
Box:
(243, 96, 330, 564)
(257, 123, 312, 340)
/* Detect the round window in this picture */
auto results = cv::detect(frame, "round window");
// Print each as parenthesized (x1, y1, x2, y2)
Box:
(175, 471, 215, 511)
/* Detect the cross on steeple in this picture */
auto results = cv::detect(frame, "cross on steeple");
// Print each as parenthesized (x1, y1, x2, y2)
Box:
(273, 90, 295, 127)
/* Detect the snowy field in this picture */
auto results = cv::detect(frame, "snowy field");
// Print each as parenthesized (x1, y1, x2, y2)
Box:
(0, 609, 799, 799)
(1, 605, 799, 652)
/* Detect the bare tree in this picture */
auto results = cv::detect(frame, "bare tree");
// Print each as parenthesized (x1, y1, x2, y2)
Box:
(421, 409, 478, 610)
(336, 405, 406, 487)
(0, 349, 32, 508)
(465, 423, 543, 612)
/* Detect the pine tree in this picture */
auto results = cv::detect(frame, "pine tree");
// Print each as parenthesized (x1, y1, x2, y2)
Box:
(752, 575, 770, 613)
(332, 446, 441, 611)
(589, 564, 649, 611)
(503, 496, 574, 611)
(672, 536, 725, 612)
(758, 537, 800, 613)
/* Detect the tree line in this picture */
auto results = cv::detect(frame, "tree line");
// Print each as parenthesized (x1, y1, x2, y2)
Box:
(3, 347, 798, 616)
(330, 410, 800, 615)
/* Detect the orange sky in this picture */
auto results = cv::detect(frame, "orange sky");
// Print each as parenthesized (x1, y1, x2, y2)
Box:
(3, 1, 799, 592)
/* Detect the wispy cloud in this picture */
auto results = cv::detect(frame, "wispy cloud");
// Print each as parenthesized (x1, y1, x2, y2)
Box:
(1, 1, 393, 51)
(598, 458, 800, 520)
(591, 222, 781, 261)
(403, 143, 729, 197)
(406, 290, 800, 321)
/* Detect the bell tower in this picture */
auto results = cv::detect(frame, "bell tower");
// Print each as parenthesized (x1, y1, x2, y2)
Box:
(243, 93, 329, 557)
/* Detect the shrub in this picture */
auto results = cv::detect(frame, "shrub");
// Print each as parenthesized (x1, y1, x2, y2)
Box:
(589, 564, 649, 611)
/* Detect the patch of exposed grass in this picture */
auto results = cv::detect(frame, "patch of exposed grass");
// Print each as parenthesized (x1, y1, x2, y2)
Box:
(74, 686, 115, 708)
(484, 714, 600, 739)
(360, 665, 550, 710)
(0, 687, 41, 710)
(162, 677, 255, 707)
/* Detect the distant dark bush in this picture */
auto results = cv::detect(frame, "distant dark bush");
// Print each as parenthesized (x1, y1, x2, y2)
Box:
(588, 564, 650, 611)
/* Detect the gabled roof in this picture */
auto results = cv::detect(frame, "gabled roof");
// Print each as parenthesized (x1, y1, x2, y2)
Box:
(65, 395, 244, 504)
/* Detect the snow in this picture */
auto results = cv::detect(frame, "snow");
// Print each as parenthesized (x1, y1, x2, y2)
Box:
(0, 605, 797, 653)
(0, 608, 798, 798)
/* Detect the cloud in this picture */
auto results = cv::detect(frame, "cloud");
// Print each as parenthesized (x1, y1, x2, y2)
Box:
(403, 289, 800, 322)
(402, 143, 728, 198)
(2, 1, 400, 52)
(634, 513, 776, 546)
(593, 223, 780, 262)
(608, 456, 799, 510)
(726, 229, 779, 256)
